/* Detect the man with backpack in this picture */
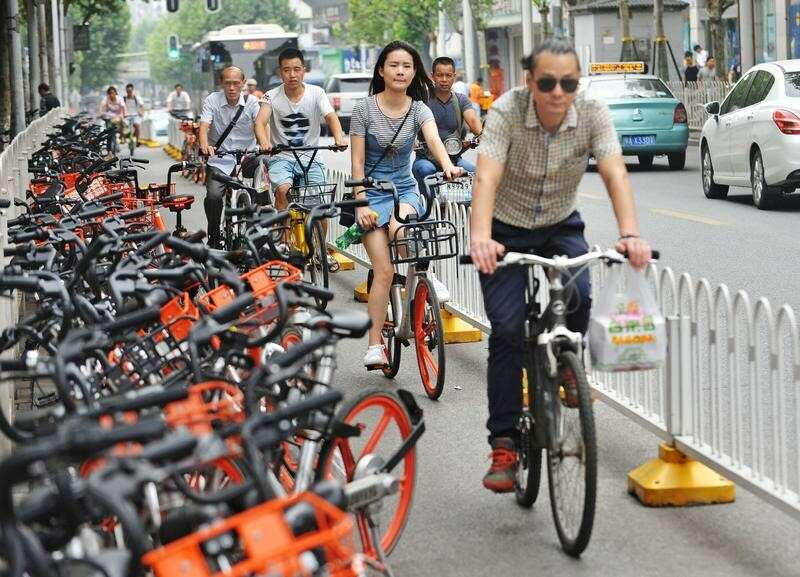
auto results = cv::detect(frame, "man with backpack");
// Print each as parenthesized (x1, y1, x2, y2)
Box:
(412, 56, 484, 195)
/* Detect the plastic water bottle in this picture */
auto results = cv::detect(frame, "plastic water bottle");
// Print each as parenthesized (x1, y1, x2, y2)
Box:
(335, 211, 378, 250)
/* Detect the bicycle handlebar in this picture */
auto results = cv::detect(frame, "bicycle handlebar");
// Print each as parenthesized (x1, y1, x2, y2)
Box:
(458, 248, 661, 268)
(344, 176, 434, 224)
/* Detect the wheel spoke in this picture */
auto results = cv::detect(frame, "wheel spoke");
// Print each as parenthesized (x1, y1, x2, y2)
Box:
(361, 411, 392, 458)
(421, 346, 439, 378)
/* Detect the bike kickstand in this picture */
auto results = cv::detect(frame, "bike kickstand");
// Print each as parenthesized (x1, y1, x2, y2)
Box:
(367, 515, 396, 577)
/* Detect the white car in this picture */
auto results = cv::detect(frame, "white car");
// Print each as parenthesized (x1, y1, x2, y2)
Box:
(700, 59, 800, 209)
(324, 72, 372, 133)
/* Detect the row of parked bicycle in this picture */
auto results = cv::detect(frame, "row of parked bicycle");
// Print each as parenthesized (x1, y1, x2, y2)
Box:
(0, 114, 441, 576)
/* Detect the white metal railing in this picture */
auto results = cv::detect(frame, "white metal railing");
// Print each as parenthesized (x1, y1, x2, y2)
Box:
(665, 80, 732, 131)
(0, 108, 66, 456)
(326, 167, 800, 521)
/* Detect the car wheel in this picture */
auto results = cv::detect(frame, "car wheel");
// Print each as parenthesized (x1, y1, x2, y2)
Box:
(668, 151, 686, 170)
(751, 148, 778, 210)
(637, 154, 654, 168)
(701, 145, 728, 199)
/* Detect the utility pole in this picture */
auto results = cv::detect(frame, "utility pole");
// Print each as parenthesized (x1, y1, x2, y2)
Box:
(6, 0, 26, 134)
(619, 0, 635, 60)
(50, 0, 63, 102)
(652, 0, 669, 80)
(522, 0, 533, 56)
(59, 0, 69, 99)
(38, 0, 49, 84)
(462, 0, 476, 84)
(437, 11, 447, 57)
(27, 0, 41, 112)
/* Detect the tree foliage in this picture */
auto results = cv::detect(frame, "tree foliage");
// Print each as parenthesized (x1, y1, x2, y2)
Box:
(145, 0, 298, 87)
(74, 2, 132, 90)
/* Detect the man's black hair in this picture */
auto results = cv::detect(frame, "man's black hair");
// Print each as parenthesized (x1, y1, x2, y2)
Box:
(432, 56, 456, 72)
(521, 37, 580, 72)
(38, 83, 50, 92)
(278, 47, 305, 66)
(693, 44, 701, 51)
(125, 83, 134, 90)
(175, 83, 182, 89)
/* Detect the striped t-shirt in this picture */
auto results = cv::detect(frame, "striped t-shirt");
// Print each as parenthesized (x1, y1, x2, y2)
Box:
(350, 95, 434, 149)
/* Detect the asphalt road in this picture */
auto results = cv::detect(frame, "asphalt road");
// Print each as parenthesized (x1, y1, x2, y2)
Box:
(142, 145, 800, 577)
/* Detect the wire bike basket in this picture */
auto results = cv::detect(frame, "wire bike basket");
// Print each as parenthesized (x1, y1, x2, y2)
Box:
(142, 492, 359, 577)
(388, 219, 458, 265)
(286, 183, 337, 208)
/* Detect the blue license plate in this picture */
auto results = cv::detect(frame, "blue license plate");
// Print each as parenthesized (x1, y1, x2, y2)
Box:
(623, 135, 656, 146)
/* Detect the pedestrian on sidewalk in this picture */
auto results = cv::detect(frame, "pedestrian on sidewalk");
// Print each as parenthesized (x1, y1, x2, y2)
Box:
(38, 83, 60, 117)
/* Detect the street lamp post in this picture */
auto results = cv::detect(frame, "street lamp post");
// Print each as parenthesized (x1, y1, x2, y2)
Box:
(462, 0, 476, 84)
(5, 0, 26, 135)
(522, 0, 532, 56)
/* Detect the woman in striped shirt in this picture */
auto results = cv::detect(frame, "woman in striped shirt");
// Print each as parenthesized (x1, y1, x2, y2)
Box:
(349, 40, 463, 369)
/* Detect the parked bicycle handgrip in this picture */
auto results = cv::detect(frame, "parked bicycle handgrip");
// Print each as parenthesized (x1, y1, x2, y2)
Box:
(7, 215, 30, 228)
(103, 307, 160, 334)
(269, 331, 329, 370)
(76, 205, 109, 220)
(75, 418, 167, 454)
(0, 356, 33, 372)
(0, 275, 39, 290)
(210, 293, 255, 324)
(97, 191, 125, 203)
(183, 230, 206, 243)
(88, 386, 190, 418)
(11, 229, 48, 242)
(286, 282, 335, 303)
(256, 389, 342, 430)
(0, 199, 11, 209)
(165, 236, 208, 262)
(130, 158, 150, 164)
(119, 207, 148, 221)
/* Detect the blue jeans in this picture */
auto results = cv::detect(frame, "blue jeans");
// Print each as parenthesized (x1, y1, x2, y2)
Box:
(412, 156, 475, 197)
(479, 213, 592, 443)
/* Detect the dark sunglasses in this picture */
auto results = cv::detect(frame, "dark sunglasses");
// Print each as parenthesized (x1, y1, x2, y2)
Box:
(536, 77, 580, 93)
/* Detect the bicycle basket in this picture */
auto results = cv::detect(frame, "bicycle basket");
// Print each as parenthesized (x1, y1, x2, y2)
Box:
(164, 380, 245, 435)
(198, 261, 303, 334)
(388, 219, 458, 265)
(286, 183, 337, 208)
(142, 492, 359, 577)
(433, 174, 473, 204)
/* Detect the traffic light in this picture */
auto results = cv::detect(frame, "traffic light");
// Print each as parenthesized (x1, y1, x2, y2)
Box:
(206, 0, 220, 12)
(168, 34, 180, 60)
(166, 0, 179, 12)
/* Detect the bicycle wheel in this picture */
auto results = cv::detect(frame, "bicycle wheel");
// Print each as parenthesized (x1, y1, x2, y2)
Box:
(412, 277, 445, 400)
(128, 133, 135, 156)
(546, 349, 597, 557)
(382, 293, 401, 378)
(515, 410, 542, 506)
(306, 220, 329, 308)
(317, 387, 418, 558)
(233, 190, 252, 249)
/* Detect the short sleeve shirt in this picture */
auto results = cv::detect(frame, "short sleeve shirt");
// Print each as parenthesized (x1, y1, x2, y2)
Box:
(351, 95, 434, 149)
(168, 91, 192, 111)
(260, 83, 334, 160)
(200, 92, 260, 172)
(426, 92, 473, 141)
(478, 87, 621, 229)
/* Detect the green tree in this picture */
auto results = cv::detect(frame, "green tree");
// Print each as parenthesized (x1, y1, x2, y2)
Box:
(145, 0, 298, 87)
(74, 2, 132, 90)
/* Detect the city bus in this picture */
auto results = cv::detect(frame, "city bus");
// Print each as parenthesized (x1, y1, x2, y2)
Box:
(192, 24, 299, 101)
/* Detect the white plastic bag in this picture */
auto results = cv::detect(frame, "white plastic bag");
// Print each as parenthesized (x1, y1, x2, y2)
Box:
(588, 263, 666, 371)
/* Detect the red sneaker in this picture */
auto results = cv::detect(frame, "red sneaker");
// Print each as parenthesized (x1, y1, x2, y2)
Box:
(482, 437, 518, 493)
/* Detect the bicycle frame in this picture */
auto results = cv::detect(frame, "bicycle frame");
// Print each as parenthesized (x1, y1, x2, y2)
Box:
(388, 262, 431, 342)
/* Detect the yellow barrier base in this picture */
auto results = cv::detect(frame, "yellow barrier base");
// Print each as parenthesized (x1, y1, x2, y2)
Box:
(627, 443, 735, 507)
(354, 281, 369, 302)
(163, 145, 183, 160)
(331, 251, 355, 271)
(138, 139, 160, 148)
(442, 310, 482, 344)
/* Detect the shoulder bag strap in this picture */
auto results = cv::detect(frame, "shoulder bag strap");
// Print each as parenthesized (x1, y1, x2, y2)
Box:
(453, 92, 462, 134)
(366, 101, 413, 177)
(214, 103, 245, 149)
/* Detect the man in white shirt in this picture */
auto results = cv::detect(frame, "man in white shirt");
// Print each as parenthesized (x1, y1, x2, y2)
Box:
(254, 47, 347, 211)
(167, 83, 192, 117)
(452, 72, 469, 99)
(693, 44, 709, 68)
(123, 84, 145, 144)
(199, 66, 267, 247)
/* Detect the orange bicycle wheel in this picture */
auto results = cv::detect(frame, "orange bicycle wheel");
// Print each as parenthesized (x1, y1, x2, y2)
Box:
(318, 388, 417, 559)
(413, 278, 445, 399)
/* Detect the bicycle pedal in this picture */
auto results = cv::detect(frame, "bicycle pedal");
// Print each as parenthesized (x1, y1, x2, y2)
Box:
(365, 363, 389, 371)
(401, 340, 411, 348)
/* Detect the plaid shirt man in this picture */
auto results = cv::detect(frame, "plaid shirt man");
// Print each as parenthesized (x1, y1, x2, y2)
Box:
(478, 87, 621, 229)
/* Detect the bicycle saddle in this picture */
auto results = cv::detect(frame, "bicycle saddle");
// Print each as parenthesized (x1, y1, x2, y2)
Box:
(161, 194, 195, 212)
(304, 309, 371, 339)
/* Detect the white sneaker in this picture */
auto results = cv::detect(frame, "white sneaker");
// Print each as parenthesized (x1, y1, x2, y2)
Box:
(363, 344, 388, 369)
(428, 273, 451, 303)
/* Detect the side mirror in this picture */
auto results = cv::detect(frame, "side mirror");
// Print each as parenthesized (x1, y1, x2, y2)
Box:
(705, 101, 720, 115)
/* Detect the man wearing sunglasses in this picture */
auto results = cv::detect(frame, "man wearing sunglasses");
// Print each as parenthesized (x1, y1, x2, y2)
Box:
(468, 38, 652, 493)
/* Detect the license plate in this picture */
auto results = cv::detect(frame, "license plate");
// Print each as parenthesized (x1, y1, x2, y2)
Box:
(623, 135, 656, 146)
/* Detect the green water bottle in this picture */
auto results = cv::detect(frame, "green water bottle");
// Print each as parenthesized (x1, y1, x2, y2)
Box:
(335, 211, 378, 250)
